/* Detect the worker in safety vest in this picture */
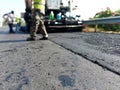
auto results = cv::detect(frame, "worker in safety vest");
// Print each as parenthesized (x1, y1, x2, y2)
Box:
(15, 16, 21, 32)
(3, 11, 15, 33)
(27, 0, 48, 41)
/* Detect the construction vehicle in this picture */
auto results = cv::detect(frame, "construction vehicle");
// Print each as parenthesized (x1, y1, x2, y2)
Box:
(24, 0, 84, 32)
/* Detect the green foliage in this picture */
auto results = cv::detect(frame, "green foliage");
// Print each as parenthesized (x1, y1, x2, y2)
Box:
(93, 7, 120, 32)
(98, 24, 120, 32)
(114, 9, 120, 16)
(94, 7, 112, 18)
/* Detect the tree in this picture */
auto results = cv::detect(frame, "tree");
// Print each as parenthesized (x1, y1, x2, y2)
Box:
(93, 7, 120, 32)
(94, 7, 112, 18)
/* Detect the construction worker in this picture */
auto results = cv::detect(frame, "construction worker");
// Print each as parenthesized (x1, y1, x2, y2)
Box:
(3, 11, 15, 33)
(27, 0, 48, 41)
(15, 16, 21, 32)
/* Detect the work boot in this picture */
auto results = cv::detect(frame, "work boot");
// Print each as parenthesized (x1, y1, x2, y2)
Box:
(9, 30, 15, 33)
(26, 37, 37, 41)
(39, 37, 48, 40)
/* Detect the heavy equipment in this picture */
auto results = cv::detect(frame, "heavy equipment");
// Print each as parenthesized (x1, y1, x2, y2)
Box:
(24, 0, 84, 32)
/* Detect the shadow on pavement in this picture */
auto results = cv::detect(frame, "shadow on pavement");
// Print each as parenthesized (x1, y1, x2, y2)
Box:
(0, 39, 27, 43)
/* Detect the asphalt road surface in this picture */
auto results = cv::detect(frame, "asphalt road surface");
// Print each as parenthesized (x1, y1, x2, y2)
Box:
(50, 32, 120, 75)
(0, 27, 120, 90)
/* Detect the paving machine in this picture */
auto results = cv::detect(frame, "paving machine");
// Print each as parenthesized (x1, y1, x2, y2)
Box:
(24, 0, 84, 32)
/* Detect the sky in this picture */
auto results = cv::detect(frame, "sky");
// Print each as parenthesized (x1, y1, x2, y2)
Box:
(0, 0, 25, 21)
(74, 0, 120, 20)
(0, 0, 120, 21)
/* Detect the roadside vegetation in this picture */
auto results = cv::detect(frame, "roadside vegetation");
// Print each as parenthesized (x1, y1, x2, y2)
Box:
(90, 7, 120, 32)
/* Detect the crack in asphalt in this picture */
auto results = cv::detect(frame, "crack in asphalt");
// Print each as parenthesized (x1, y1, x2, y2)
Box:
(50, 40, 120, 76)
